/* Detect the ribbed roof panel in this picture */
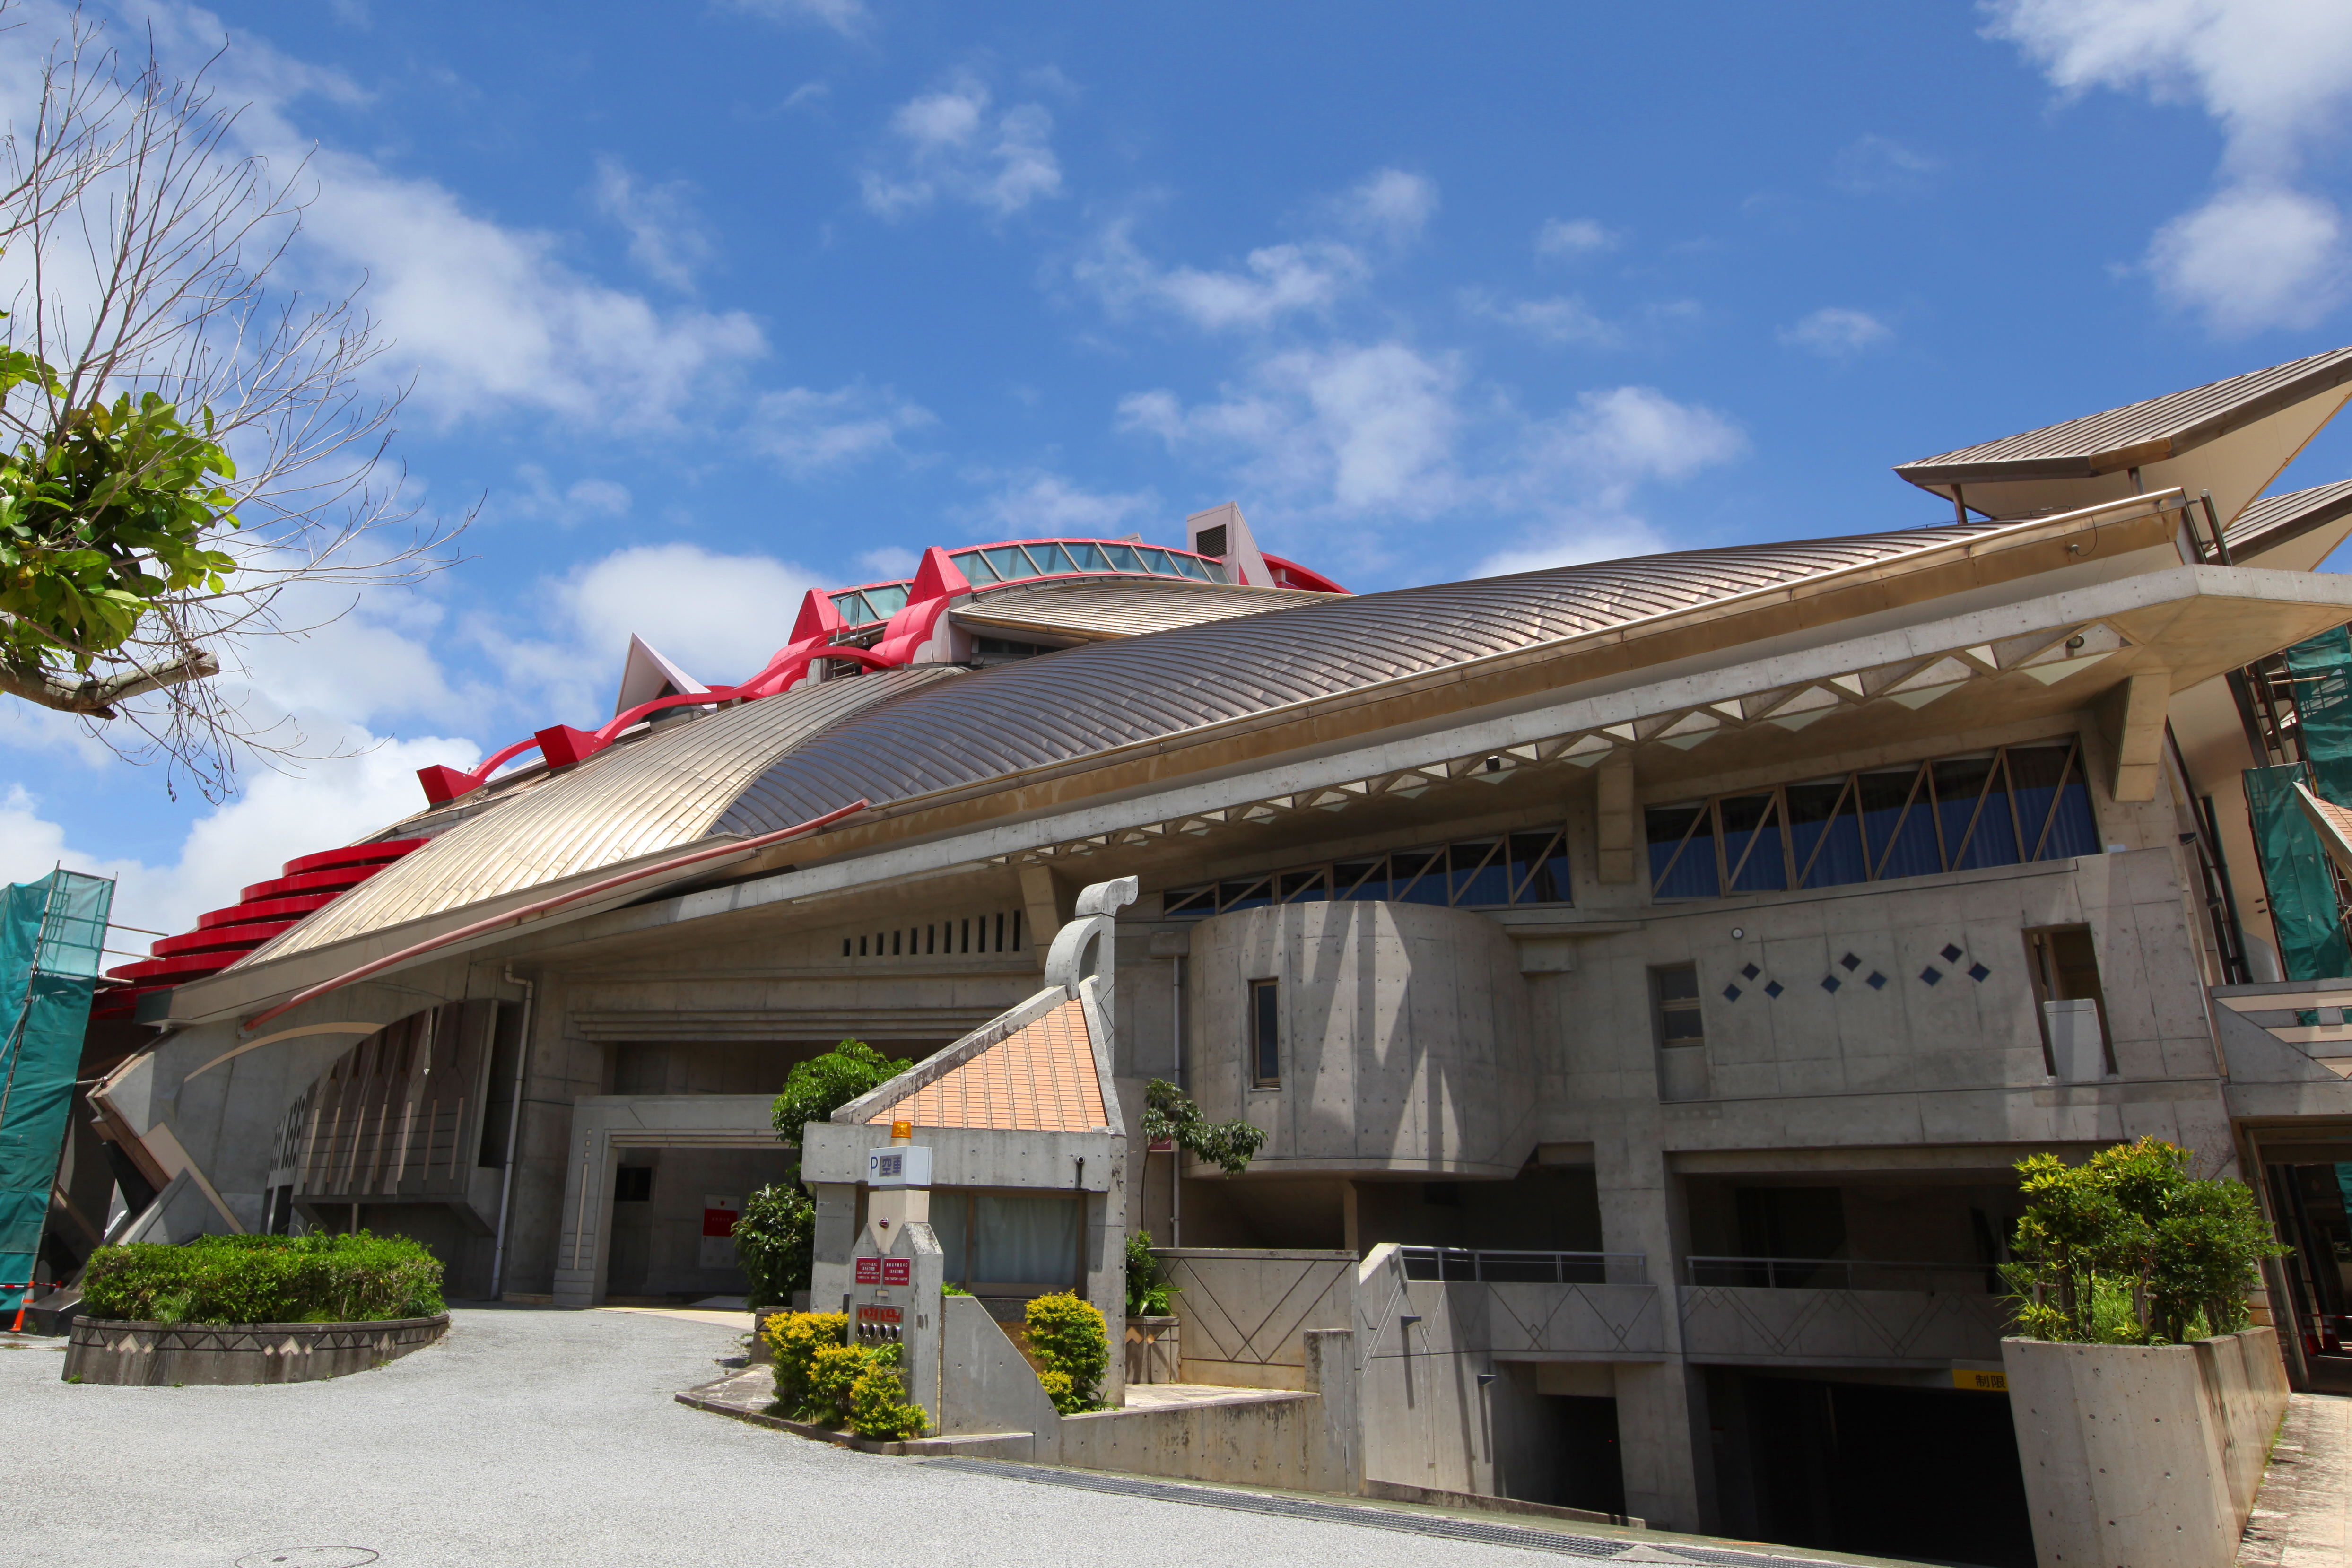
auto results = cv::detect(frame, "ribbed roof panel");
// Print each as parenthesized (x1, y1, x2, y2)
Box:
(714, 522, 2005, 835)
(1896, 348, 2352, 481)
(252, 665, 962, 960)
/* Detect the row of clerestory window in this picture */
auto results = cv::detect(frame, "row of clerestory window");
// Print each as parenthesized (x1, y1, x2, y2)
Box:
(842, 910, 1026, 959)
(1162, 826, 1574, 919)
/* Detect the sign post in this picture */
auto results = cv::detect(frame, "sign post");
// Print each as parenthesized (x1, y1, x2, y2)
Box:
(848, 1118, 943, 1429)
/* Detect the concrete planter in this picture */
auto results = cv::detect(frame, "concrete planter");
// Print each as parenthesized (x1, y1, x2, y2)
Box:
(2002, 1328, 2290, 1568)
(61, 1314, 450, 1386)
(1125, 1315, 1179, 1384)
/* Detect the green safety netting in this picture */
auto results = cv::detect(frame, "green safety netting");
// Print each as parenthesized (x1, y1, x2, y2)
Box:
(2286, 625, 2352, 804)
(2245, 763, 2352, 983)
(0, 869, 113, 1309)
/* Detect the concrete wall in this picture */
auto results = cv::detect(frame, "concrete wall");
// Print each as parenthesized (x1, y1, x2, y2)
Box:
(2002, 1328, 2291, 1568)
(1158, 1248, 1358, 1389)
(1186, 900, 1536, 1177)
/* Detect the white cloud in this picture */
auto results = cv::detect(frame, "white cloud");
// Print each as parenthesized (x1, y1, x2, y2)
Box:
(505, 466, 635, 525)
(1123, 342, 1467, 517)
(723, 0, 870, 37)
(1326, 168, 1439, 245)
(592, 156, 714, 291)
(1078, 220, 1368, 332)
(749, 383, 935, 476)
(1463, 289, 1619, 346)
(1830, 134, 1940, 194)
(1473, 516, 1672, 578)
(1778, 306, 1894, 357)
(1535, 218, 1618, 259)
(855, 546, 920, 580)
(973, 471, 1154, 537)
(1986, 0, 2352, 333)
(1517, 386, 1748, 490)
(2147, 183, 2348, 332)
(861, 75, 1063, 219)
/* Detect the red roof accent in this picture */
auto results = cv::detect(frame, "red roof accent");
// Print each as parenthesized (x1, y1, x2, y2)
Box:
(280, 838, 427, 876)
(108, 837, 427, 988)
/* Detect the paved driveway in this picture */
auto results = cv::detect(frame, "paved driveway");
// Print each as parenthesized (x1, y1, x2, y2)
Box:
(0, 1306, 1599, 1568)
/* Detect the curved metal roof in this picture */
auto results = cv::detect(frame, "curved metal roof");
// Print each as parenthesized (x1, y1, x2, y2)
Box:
(2225, 478, 2352, 564)
(713, 521, 2006, 836)
(253, 665, 962, 960)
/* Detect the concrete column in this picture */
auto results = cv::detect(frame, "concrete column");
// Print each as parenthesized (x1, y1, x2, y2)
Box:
(809, 1180, 858, 1313)
(1596, 753, 1637, 884)
(2103, 671, 2172, 802)
(1595, 1133, 1712, 1532)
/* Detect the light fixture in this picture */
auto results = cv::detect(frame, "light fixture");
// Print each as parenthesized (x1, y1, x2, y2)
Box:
(1730, 927, 1745, 941)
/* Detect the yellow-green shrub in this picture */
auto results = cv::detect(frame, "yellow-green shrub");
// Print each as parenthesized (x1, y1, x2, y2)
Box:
(850, 1364, 929, 1440)
(806, 1342, 871, 1427)
(1025, 1290, 1109, 1413)
(763, 1310, 847, 1415)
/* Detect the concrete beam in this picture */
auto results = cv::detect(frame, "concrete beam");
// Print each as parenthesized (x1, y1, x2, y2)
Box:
(1596, 753, 1636, 884)
(2103, 670, 2172, 802)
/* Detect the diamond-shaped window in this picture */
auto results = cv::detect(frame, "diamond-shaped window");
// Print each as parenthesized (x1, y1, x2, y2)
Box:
(1723, 984, 1742, 1002)
(1941, 943, 1964, 963)
(1764, 980, 1785, 998)
(1821, 975, 1842, 993)
(1866, 972, 1887, 989)
(1840, 953, 1861, 972)
(1742, 963, 1760, 980)
(1968, 962, 1990, 982)
(1921, 967, 1943, 985)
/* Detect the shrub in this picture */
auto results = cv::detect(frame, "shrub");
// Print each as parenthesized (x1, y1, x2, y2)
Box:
(849, 1363, 929, 1440)
(1025, 1290, 1109, 1412)
(805, 1342, 872, 1427)
(2002, 1137, 2284, 1345)
(763, 1310, 847, 1415)
(732, 1185, 815, 1311)
(1124, 1230, 1176, 1317)
(770, 1039, 913, 1147)
(80, 1232, 444, 1324)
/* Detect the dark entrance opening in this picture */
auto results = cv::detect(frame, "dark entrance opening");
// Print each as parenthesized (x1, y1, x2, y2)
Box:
(1732, 1373, 2032, 1568)
(1554, 1394, 1627, 1518)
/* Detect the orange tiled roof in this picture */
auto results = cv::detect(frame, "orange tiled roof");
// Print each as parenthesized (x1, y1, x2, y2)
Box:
(870, 999, 1107, 1132)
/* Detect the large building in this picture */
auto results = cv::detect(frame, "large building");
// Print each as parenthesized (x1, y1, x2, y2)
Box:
(60, 354, 2352, 1560)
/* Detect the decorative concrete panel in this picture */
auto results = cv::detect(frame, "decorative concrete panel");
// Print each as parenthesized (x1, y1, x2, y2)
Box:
(1677, 1285, 2011, 1365)
(1159, 1248, 1357, 1390)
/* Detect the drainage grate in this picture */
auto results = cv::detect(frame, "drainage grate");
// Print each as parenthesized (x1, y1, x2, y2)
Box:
(916, 1458, 1839, 1567)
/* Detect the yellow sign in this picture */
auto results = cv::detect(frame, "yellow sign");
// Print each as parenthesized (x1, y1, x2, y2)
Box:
(1953, 1368, 2009, 1393)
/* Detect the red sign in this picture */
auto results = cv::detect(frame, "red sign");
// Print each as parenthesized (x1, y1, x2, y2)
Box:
(701, 1209, 736, 1238)
(854, 1256, 882, 1284)
(882, 1257, 912, 1286)
(857, 1305, 903, 1324)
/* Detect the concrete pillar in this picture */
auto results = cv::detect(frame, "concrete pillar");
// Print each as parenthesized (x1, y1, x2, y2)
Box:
(1019, 865, 1074, 971)
(2103, 671, 2171, 803)
(1596, 1133, 1711, 1532)
(1596, 753, 1637, 884)
(809, 1180, 858, 1314)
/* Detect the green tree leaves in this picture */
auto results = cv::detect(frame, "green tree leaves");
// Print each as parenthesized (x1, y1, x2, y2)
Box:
(770, 1038, 914, 1146)
(1139, 1078, 1266, 1175)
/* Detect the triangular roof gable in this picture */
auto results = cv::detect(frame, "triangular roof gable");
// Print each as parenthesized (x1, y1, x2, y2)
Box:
(841, 984, 1118, 1135)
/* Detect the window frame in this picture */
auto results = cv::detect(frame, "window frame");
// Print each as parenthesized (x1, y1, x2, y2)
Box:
(1644, 735, 2094, 903)
(1249, 977, 1282, 1089)
(1161, 823, 1574, 919)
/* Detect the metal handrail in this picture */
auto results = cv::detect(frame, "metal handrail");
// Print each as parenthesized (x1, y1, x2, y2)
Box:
(1684, 1254, 2000, 1293)
(1398, 1247, 1649, 1286)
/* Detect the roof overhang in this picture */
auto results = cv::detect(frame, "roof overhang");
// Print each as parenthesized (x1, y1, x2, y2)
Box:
(2225, 479, 2352, 571)
(1894, 348, 2352, 527)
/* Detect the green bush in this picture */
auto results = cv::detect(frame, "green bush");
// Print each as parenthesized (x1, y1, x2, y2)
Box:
(1124, 1230, 1176, 1317)
(1139, 1080, 1264, 1175)
(770, 1039, 913, 1147)
(1025, 1290, 1109, 1412)
(850, 1363, 929, 1440)
(806, 1342, 875, 1427)
(2002, 1137, 2285, 1345)
(732, 1185, 815, 1311)
(79, 1232, 444, 1324)
(763, 1310, 847, 1415)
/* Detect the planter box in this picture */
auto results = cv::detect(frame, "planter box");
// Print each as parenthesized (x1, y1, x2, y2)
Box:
(61, 1314, 450, 1386)
(2003, 1328, 2290, 1568)
(1125, 1315, 1179, 1384)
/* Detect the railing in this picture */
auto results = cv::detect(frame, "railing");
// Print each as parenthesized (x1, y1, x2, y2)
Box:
(1685, 1255, 1999, 1294)
(1398, 1247, 1649, 1286)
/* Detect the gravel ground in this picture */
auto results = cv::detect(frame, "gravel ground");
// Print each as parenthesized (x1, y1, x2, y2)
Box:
(0, 1306, 1603, 1568)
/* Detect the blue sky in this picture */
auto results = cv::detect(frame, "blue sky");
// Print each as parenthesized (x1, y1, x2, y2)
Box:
(7, 0, 2352, 940)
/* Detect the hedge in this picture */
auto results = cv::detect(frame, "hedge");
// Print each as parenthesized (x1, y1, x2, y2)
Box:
(759, 1309, 930, 1438)
(80, 1232, 445, 1324)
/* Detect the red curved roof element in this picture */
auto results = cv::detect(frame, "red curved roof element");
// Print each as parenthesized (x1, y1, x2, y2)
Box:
(100, 836, 429, 1013)
(1260, 553, 1349, 594)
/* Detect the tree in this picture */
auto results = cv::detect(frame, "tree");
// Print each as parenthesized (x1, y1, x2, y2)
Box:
(2001, 1137, 2283, 1345)
(1139, 1079, 1266, 1175)
(0, 8, 462, 798)
(769, 1039, 914, 1147)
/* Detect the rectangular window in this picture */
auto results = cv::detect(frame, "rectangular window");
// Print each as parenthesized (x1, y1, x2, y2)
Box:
(1251, 978, 1281, 1087)
(2025, 924, 2114, 1079)
(1645, 736, 2098, 902)
(1653, 963, 1708, 1103)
